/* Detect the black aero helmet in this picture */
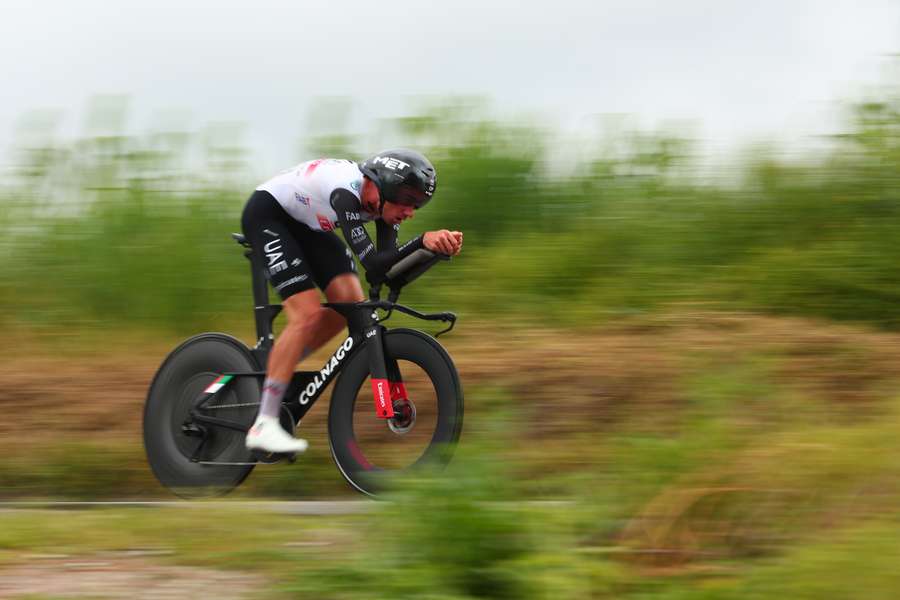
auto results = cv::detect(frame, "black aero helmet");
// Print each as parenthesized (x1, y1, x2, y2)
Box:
(359, 148, 436, 209)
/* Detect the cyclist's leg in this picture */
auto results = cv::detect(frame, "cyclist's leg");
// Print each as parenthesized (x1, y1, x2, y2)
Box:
(266, 289, 328, 383)
(271, 275, 365, 377)
(241, 192, 317, 451)
(241, 191, 321, 386)
(248, 289, 342, 452)
(314, 274, 365, 342)
(325, 272, 365, 303)
(268, 275, 361, 381)
(296, 228, 363, 348)
(246, 241, 360, 452)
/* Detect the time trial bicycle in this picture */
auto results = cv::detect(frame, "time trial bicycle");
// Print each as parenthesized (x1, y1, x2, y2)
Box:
(143, 232, 463, 497)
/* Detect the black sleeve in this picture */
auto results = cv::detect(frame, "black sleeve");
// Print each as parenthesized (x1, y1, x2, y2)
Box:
(376, 219, 398, 252)
(330, 189, 425, 283)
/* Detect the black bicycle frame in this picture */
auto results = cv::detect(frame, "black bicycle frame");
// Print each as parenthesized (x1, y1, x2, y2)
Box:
(187, 236, 454, 435)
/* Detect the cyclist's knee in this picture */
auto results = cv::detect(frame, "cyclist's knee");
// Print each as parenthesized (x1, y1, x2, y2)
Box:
(280, 283, 352, 339)
(324, 273, 364, 303)
(282, 289, 321, 320)
(280, 290, 324, 333)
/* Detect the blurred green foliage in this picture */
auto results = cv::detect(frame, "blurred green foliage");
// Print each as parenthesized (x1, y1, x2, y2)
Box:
(2, 88, 900, 596)
(2, 367, 900, 597)
(0, 439, 352, 500)
(2, 87, 900, 335)
(285, 455, 536, 599)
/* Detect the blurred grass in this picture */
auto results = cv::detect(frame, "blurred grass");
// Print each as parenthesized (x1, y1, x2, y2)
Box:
(0, 338, 896, 598)
(2, 83, 900, 597)
(2, 88, 900, 334)
(0, 505, 359, 574)
(2, 424, 900, 599)
(3, 357, 899, 596)
(0, 440, 352, 500)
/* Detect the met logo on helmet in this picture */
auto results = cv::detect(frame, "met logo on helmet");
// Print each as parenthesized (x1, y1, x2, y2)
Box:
(372, 156, 409, 171)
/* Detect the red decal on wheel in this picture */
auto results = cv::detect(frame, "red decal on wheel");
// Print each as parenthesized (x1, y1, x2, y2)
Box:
(346, 439, 373, 471)
(371, 378, 394, 418)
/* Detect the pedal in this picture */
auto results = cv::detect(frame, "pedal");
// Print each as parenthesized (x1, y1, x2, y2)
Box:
(250, 449, 295, 465)
(250, 449, 281, 464)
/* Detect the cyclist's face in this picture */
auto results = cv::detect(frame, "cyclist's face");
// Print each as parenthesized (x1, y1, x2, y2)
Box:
(381, 201, 415, 225)
(360, 178, 381, 213)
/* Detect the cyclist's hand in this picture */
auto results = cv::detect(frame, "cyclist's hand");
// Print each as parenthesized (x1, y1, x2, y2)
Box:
(424, 230, 462, 256)
(450, 231, 463, 255)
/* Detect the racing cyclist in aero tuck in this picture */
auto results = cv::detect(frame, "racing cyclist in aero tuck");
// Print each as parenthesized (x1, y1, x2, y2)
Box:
(241, 149, 463, 454)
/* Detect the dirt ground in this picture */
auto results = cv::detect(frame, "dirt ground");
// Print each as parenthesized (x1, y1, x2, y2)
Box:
(2, 312, 900, 447)
(0, 553, 268, 599)
(2, 313, 900, 594)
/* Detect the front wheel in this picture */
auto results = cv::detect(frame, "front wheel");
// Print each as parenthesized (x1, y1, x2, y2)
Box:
(328, 329, 464, 496)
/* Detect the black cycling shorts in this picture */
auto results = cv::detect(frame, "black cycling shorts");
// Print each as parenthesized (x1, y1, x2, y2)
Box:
(241, 190, 356, 300)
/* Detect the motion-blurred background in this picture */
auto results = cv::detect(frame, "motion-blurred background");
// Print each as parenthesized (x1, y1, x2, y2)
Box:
(2, 1, 900, 598)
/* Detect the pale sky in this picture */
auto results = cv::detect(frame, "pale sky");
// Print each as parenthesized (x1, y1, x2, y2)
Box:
(2, 0, 899, 175)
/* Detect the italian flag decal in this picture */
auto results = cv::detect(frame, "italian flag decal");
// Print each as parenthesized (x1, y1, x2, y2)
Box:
(204, 375, 233, 394)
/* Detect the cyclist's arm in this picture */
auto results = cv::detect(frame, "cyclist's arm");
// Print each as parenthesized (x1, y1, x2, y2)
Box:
(375, 218, 399, 251)
(330, 189, 424, 281)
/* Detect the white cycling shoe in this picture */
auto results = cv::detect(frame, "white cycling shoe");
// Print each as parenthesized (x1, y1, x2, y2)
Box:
(244, 415, 308, 454)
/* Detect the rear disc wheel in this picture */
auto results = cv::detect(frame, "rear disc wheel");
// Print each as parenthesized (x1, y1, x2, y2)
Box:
(143, 334, 260, 498)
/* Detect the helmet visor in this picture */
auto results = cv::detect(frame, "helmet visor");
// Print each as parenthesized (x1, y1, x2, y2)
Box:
(389, 184, 431, 208)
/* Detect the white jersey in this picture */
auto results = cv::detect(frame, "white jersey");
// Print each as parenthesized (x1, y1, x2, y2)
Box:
(256, 158, 373, 232)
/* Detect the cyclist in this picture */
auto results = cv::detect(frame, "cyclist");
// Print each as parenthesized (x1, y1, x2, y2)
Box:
(240, 149, 463, 453)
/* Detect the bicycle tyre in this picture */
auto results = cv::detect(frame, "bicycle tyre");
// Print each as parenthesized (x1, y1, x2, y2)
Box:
(328, 328, 463, 496)
(143, 333, 260, 498)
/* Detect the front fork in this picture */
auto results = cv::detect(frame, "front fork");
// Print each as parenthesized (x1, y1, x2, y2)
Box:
(363, 324, 407, 419)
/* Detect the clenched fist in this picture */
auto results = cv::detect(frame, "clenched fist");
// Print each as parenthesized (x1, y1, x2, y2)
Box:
(423, 229, 463, 256)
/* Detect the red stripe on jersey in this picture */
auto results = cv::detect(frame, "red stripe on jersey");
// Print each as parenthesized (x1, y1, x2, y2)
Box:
(305, 159, 323, 175)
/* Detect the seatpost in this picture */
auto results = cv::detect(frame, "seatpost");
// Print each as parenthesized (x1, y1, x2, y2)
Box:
(245, 249, 281, 363)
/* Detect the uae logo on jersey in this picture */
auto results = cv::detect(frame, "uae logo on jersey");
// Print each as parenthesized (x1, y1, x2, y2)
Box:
(317, 213, 334, 232)
(294, 192, 310, 206)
